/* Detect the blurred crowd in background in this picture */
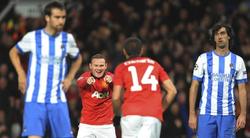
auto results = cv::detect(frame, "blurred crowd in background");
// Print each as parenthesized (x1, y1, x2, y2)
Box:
(0, 0, 250, 138)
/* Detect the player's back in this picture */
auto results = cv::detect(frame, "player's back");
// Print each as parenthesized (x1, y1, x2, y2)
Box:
(114, 57, 169, 121)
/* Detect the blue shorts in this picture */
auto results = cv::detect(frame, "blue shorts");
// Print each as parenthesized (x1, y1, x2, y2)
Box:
(22, 102, 73, 138)
(197, 115, 235, 138)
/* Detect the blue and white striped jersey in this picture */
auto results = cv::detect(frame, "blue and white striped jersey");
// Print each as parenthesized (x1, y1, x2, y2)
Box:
(193, 51, 247, 115)
(16, 29, 80, 103)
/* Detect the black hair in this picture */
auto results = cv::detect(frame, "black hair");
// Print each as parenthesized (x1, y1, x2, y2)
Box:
(210, 23, 234, 48)
(123, 37, 143, 58)
(43, 1, 65, 16)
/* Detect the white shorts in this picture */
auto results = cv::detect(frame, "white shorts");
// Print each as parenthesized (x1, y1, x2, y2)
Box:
(77, 123, 116, 138)
(121, 115, 161, 138)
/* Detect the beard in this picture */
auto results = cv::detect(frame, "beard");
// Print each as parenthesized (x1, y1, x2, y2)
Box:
(56, 26, 64, 31)
(218, 44, 226, 49)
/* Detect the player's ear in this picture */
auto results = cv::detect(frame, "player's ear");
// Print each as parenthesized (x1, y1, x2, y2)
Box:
(123, 49, 129, 59)
(89, 63, 92, 70)
(139, 47, 145, 56)
(45, 15, 50, 22)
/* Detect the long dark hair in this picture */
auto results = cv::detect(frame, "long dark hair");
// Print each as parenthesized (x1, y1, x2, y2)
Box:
(210, 23, 234, 49)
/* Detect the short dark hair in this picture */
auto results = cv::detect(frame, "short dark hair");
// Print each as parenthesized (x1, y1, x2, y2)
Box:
(43, 1, 65, 16)
(210, 23, 234, 47)
(90, 53, 107, 63)
(123, 37, 143, 57)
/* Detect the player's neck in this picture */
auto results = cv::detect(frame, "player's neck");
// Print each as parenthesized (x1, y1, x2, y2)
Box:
(44, 26, 60, 36)
(214, 48, 230, 56)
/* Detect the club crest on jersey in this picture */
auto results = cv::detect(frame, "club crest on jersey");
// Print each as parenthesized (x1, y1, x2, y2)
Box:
(194, 64, 198, 70)
(229, 63, 234, 68)
(91, 91, 109, 99)
(61, 45, 65, 49)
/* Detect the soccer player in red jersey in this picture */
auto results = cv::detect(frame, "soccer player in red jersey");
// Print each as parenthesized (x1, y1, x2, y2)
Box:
(76, 54, 116, 138)
(113, 37, 177, 138)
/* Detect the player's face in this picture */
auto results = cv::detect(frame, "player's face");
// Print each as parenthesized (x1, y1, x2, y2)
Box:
(45, 8, 66, 32)
(89, 58, 107, 78)
(214, 27, 230, 49)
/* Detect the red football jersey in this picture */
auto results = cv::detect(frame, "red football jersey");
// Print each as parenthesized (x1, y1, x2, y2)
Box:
(77, 71, 114, 125)
(114, 57, 169, 121)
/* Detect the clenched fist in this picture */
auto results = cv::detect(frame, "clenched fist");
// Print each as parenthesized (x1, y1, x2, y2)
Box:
(104, 75, 112, 83)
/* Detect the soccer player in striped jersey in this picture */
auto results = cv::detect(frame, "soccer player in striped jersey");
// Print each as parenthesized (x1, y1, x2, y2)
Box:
(76, 54, 116, 138)
(189, 24, 248, 138)
(9, 1, 82, 138)
(112, 37, 177, 138)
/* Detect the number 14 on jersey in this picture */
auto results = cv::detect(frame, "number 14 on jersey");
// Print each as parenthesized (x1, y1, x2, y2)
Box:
(128, 65, 158, 92)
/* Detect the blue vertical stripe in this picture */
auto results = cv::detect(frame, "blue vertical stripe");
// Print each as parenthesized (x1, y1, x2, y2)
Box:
(228, 53, 236, 114)
(206, 51, 213, 114)
(217, 56, 225, 114)
(33, 30, 42, 102)
(57, 32, 67, 101)
(45, 36, 56, 102)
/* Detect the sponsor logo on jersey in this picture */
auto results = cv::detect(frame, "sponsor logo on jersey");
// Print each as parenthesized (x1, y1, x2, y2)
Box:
(211, 73, 233, 82)
(91, 91, 109, 99)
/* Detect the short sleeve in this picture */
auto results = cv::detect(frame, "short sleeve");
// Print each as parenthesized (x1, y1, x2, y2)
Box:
(67, 34, 80, 59)
(192, 54, 205, 81)
(236, 57, 248, 84)
(15, 32, 34, 54)
(157, 63, 169, 82)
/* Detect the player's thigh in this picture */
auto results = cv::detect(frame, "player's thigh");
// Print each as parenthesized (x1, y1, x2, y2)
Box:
(197, 115, 217, 138)
(121, 115, 143, 138)
(77, 123, 95, 138)
(95, 124, 116, 138)
(138, 116, 161, 138)
(22, 102, 47, 137)
(218, 115, 236, 138)
(47, 102, 73, 138)
(77, 123, 116, 138)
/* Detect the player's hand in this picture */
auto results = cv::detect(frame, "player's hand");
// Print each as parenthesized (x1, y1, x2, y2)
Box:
(188, 114, 197, 132)
(62, 78, 72, 92)
(236, 113, 246, 131)
(18, 73, 26, 94)
(87, 77, 95, 85)
(104, 75, 112, 83)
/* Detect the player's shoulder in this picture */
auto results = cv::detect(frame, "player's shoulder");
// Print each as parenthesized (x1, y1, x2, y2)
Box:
(141, 57, 161, 67)
(62, 31, 75, 39)
(115, 62, 126, 69)
(196, 51, 211, 60)
(22, 30, 38, 38)
(201, 51, 212, 57)
(81, 71, 91, 77)
(230, 52, 242, 58)
(230, 52, 245, 62)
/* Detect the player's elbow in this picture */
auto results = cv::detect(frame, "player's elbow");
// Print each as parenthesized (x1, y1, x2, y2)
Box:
(171, 87, 177, 96)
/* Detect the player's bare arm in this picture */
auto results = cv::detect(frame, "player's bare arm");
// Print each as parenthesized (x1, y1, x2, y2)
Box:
(112, 85, 123, 116)
(188, 80, 199, 131)
(162, 79, 177, 111)
(9, 47, 27, 94)
(236, 83, 247, 131)
(62, 55, 82, 92)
